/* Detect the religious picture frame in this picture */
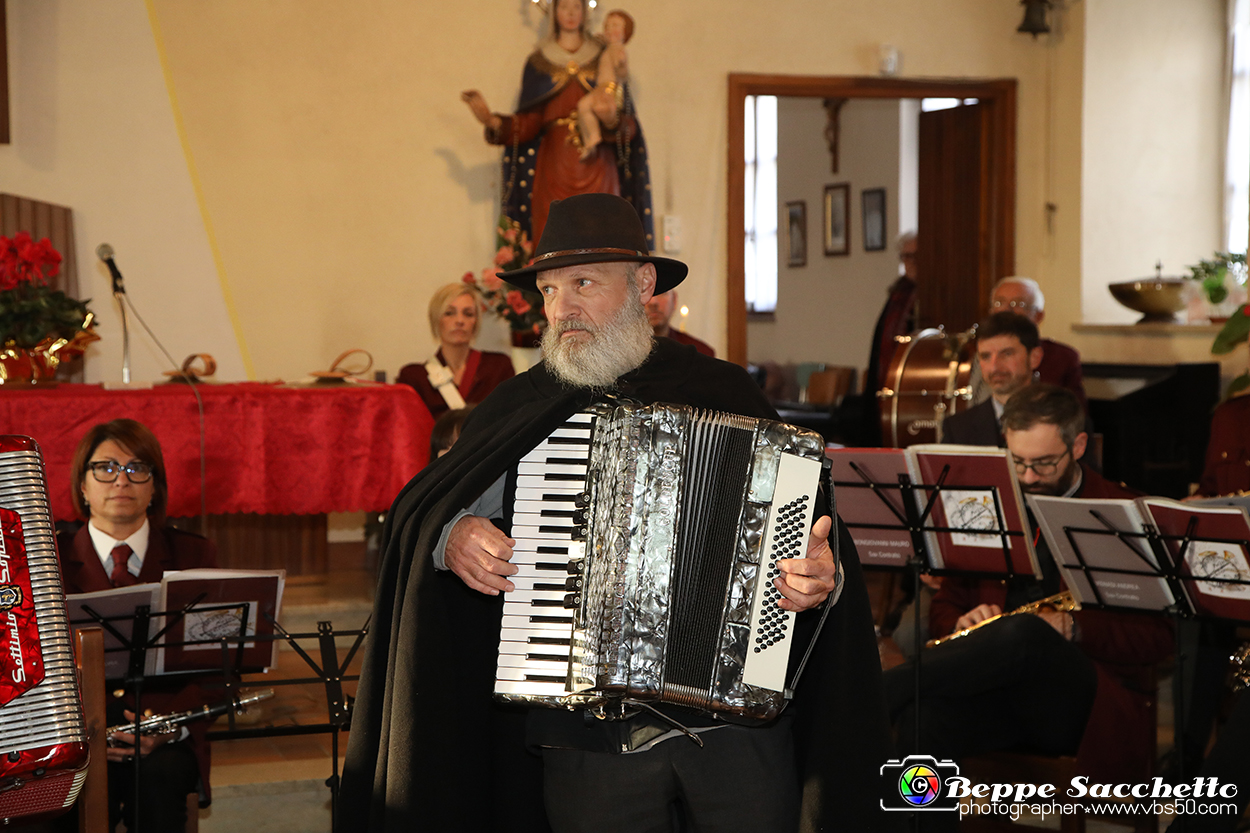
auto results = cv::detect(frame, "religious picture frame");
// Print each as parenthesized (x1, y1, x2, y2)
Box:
(786, 200, 807, 267)
(823, 184, 849, 257)
(862, 188, 887, 252)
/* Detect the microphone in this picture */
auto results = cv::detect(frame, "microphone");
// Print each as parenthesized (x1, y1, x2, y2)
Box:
(95, 243, 125, 294)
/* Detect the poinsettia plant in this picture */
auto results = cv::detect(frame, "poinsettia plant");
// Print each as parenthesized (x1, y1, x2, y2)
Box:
(0, 232, 93, 348)
(465, 216, 545, 335)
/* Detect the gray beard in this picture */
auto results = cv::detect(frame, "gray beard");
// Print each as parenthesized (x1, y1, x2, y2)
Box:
(541, 296, 655, 390)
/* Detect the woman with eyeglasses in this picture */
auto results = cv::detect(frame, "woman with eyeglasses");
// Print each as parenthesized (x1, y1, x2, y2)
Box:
(56, 418, 216, 833)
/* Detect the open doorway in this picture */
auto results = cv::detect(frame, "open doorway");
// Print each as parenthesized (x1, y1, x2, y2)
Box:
(726, 75, 1018, 369)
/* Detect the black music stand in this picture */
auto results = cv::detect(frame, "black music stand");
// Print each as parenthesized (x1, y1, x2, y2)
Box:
(1039, 508, 1250, 781)
(833, 459, 1036, 752)
(203, 614, 370, 820)
(73, 596, 249, 833)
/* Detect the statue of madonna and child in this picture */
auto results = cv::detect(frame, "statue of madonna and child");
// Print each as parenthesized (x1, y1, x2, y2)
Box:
(461, 0, 653, 248)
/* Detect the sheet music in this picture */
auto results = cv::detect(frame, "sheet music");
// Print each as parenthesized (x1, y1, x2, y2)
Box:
(1028, 495, 1175, 611)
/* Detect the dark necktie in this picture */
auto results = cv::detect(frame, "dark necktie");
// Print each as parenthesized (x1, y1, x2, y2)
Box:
(110, 543, 137, 587)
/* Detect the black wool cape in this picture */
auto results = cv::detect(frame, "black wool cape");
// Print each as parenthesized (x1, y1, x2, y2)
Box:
(337, 339, 900, 833)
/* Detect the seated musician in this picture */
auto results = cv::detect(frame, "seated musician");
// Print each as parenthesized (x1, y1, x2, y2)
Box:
(884, 385, 1173, 797)
(338, 194, 891, 833)
(644, 288, 715, 356)
(56, 419, 217, 832)
(990, 276, 1088, 410)
(940, 311, 1041, 447)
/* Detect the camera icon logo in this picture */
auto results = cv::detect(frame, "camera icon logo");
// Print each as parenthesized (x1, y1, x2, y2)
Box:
(880, 754, 960, 812)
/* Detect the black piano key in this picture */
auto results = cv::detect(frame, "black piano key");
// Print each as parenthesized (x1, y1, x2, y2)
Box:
(526, 653, 569, 662)
(546, 457, 589, 466)
(537, 545, 569, 554)
(525, 675, 567, 683)
(545, 473, 587, 482)
(541, 509, 576, 518)
(528, 636, 571, 646)
(531, 599, 567, 607)
(535, 562, 568, 571)
(547, 436, 590, 445)
(543, 494, 579, 503)
(530, 615, 573, 624)
(534, 582, 566, 591)
(538, 525, 574, 535)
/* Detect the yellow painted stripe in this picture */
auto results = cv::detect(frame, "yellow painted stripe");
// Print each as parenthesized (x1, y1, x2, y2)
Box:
(143, 0, 256, 379)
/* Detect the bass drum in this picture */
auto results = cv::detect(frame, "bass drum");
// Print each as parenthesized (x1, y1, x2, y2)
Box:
(879, 327, 976, 448)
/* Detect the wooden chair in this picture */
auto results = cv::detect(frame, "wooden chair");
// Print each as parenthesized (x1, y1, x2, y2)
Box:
(74, 626, 108, 833)
(73, 626, 200, 833)
(807, 366, 857, 407)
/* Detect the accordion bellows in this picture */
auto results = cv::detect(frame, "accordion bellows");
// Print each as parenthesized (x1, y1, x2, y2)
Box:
(0, 437, 89, 821)
(496, 402, 825, 721)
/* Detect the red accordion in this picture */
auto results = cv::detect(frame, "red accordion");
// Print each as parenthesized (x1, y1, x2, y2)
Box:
(0, 436, 89, 821)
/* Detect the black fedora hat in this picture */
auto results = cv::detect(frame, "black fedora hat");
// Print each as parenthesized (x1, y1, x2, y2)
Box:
(501, 193, 688, 294)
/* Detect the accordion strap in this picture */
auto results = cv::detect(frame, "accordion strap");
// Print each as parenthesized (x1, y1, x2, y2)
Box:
(782, 458, 838, 706)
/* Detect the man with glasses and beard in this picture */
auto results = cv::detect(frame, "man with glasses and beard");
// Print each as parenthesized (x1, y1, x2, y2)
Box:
(882, 385, 1172, 811)
(338, 194, 895, 833)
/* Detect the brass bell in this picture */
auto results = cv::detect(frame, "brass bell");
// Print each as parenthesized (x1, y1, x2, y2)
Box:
(1018, 0, 1051, 38)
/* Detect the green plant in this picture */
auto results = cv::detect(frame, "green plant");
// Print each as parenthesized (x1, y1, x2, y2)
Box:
(1187, 252, 1247, 305)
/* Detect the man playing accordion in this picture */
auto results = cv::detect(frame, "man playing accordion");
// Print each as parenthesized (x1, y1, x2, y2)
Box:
(338, 194, 896, 833)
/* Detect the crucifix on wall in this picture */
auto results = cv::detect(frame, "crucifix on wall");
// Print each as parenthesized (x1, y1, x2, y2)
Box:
(822, 97, 847, 174)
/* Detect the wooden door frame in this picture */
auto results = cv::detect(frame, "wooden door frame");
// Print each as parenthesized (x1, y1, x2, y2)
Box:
(726, 74, 1017, 366)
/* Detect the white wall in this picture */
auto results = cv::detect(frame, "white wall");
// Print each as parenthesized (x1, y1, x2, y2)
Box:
(0, 1, 248, 383)
(749, 97, 902, 374)
(1079, 0, 1226, 326)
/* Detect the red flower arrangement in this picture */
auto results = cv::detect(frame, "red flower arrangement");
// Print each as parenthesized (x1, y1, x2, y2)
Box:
(464, 216, 546, 337)
(1, 232, 62, 289)
(0, 233, 94, 350)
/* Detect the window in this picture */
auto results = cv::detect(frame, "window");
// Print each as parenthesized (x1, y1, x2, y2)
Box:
(744, 95, 778, 314)
(1227, 0, 1249, 254)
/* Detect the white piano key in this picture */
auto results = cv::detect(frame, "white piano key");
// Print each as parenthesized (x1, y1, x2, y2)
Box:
(512, 541, 583, 558)
(496, 655, 570, 673)
(496, 665, 569, 683)
(514, 499, 581, 516)
(499, 628, 571, 646)
(517, 476, 586, 492)
(505, 588, 571, 604)
(518, 462, 587, 477)
(515, 486, 584, 502)
(494, 680, 574, 698)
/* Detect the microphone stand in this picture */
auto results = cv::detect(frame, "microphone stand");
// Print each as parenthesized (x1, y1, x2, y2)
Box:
(116, 285, 131, 385)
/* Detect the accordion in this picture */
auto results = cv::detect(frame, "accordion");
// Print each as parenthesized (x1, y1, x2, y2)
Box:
(0, 437, 89, 821)
(495, 403, 828, 721)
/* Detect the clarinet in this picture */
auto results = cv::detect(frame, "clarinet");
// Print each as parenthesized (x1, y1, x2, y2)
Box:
(106, 689, 274, 744)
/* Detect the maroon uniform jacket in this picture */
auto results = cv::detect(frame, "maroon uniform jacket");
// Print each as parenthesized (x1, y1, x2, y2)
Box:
(1198, 393, 1250, 496)
(397, 349, 516, 420)
(1037, 338, 1088, 412)
(930, 465, 1173, 783)
(664, 331, 715, 358)
(58, 523, 219, 803)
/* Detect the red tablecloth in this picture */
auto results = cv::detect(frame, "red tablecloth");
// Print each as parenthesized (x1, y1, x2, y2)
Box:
(0, 382, 434, 520)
